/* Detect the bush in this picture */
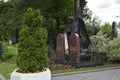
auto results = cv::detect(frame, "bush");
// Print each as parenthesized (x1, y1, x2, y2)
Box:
(17, 8, 48, 73)
(89, 31, 109, 52)
(1, 42, 17, 62)
(104, 37, 120, 63)
(100, 23, 112, 38)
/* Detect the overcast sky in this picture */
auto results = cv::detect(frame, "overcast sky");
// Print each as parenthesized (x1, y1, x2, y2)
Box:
(86, 0, 120, 24)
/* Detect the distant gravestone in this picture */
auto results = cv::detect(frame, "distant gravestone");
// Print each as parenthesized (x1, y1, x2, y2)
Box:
(0, 41, 2, 59)
(69, 33, 80, 65)
(12, 29, 19, 45)
(111, 21, 118, 39)
(56, 33, 65, 61)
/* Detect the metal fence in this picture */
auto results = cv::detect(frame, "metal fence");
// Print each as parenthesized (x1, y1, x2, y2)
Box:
(75, 51, 107, 67)
(48, 51, 107, 69)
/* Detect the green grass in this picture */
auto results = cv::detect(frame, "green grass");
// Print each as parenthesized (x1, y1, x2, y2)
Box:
(51, 63, 120, 74)
(0, 62, 17, 79)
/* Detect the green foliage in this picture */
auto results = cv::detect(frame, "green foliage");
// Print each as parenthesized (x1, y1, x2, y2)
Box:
(89, 31, 109, 52)
(15, 0, 75, 48)
(100, 22, 112, 38)
(1, 42, 17, 62)
(17, 8, 48, 73)
(85, 16, 101, 36)
(81, 6, 92, 20)
(42, 0, 74, 40)
(103, 37, 120, 62)
(0, 1, 13, 40)
(0, 1, 23, 41)
(117, 22, 120, 28)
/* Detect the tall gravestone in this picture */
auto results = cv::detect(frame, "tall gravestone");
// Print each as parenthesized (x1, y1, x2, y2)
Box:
(56, 33, 65, 62)
(69, 33, 80, 65)
(111, 21, 118, 39)
(12, 29, 19, 45)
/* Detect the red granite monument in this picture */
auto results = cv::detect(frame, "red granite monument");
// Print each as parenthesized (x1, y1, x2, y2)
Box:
(69, 33, 80, 64)
(56, 33, 65, 61)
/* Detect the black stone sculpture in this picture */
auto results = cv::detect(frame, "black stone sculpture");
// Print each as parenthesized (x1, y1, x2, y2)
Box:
(78, 17, 91, 49)
(111, 21, 118, 39)
(66, 17, 78, 46)
(94, 27, 99, 35)
(12, 29, 19, 45)
(69, 16, 78, 33)
(66, 16, 91, 49)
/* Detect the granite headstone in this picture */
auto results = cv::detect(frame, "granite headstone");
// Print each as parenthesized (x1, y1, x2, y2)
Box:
(56, 33, 65, 61)
(69, 33, 80, 65)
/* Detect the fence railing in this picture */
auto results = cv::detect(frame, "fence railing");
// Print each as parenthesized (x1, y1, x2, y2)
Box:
(48, 51, 107, 70)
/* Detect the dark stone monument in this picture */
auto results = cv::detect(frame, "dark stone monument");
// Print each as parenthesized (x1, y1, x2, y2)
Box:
(56, 33, 65, 61)
(66, 16, 91, 49)
(69, 16, 78, 33)
(111, 21, 118, 39)
(94, 27, 99, 35)
(78, 17, 91, 49)
(0, 41, 2, 59)
(47, 36, 54, 58)
(12, 29, 19, 45)
(66, 16, 78, 46)
(69, 33, 80, 65)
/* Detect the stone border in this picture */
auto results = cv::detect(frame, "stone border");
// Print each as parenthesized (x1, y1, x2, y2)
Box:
(52, 66, 120, 77)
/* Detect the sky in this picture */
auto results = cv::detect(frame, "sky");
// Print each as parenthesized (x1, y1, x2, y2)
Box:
(86, 0, 120, 24)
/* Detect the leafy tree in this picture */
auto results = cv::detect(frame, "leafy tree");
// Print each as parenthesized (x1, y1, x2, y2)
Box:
(16, 0, 92, 42)
(85, 16, 101, 36)
(0, 0, 93, 48)
(100, 22, 112, 38)
(16, 0, 74, 47)
(0, 0, 23, 41)
(117, 22, 120, 28)
(0, 1, 14, 40)
(17, 8, 48, 73)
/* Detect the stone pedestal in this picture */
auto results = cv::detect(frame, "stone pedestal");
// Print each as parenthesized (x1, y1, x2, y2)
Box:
(10, 68, 51, 80)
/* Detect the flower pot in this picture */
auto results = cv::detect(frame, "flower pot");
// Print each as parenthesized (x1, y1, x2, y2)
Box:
(10, 68, 51, 80)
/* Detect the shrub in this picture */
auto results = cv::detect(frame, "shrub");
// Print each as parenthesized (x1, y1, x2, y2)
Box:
(104, 37, 120, 63)
(17, 8, 48, 73)
(100, 22, 112, 38)
(1, 42, 17, 62)
(89, 31, 109, 52)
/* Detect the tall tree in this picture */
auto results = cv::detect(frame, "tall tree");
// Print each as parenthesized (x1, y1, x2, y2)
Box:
(86, 16, 101, 36)
(0, 1, 15, 40)
(100, 22, 112, 38)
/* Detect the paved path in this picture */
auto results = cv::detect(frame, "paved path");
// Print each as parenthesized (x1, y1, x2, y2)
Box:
(0, 74, 6, 80)
(52, 69, 120, 80)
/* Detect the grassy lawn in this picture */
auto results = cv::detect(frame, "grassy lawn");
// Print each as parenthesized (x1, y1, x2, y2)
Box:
(0, 62, 17, 79)
(0, 61, 120, 79)
(51, 63, 120, 74)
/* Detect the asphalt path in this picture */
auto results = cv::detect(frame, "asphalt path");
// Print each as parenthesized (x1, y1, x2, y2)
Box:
(52, 69, 120, 80)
